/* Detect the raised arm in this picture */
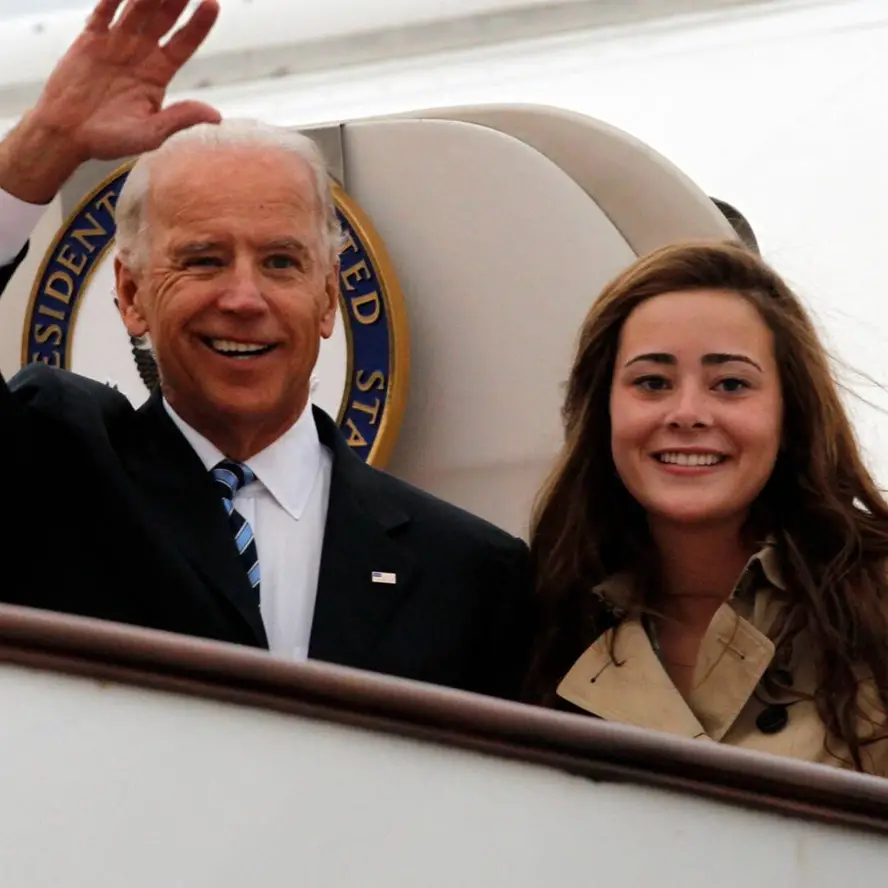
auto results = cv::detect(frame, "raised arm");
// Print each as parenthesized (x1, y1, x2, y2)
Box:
(0, 0, 220, 272)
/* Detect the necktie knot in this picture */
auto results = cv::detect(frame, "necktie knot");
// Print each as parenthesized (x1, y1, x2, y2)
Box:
(212, 459, 257, 513)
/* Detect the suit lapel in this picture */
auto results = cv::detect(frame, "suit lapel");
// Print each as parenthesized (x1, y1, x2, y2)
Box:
(123, 398, 410, 659)
(124, 391, 268, 646)
(309, 408, 416, 667)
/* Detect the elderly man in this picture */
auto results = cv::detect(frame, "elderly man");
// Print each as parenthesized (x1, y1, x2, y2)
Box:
(0, 0, 531, 699)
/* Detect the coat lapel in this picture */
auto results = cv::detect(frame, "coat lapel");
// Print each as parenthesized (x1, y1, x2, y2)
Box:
(308, 408, 416, 668)
(557, 621, 712, 740)
(557, 607, 776, 742)
(690, 604, 774, 740)
(124, 391, 268, 646)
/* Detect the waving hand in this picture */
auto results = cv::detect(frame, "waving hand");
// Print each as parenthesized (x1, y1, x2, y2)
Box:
(0, 0, 221, 202)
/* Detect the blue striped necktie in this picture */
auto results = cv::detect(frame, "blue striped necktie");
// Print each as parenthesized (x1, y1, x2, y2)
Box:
(211, 459, 261, 602)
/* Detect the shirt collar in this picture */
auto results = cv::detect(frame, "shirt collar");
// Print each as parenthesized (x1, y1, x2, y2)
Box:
(163, 399, 323, 520)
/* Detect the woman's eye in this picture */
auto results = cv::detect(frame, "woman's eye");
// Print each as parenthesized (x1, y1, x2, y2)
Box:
(715, 377, 750, 393)
(633, 375, 671, 392)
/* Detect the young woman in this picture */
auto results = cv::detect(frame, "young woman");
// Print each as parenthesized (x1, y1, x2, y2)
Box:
(525, 241, 888, 775)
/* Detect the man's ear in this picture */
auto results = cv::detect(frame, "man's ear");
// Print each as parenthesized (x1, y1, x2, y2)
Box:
(319, 257, 340, 340)
(114, 256, 149, 338)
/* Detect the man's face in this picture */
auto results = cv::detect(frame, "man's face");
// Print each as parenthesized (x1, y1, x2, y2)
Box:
(115, 146, 338, 443)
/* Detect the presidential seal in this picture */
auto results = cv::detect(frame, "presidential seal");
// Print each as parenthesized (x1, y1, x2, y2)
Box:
(21, 162, 409, 467)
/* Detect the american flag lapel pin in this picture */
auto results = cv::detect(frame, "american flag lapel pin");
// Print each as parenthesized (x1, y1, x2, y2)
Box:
(371, 571, 397, 585)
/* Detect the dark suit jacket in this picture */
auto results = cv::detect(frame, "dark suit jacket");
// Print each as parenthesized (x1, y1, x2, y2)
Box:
(1, 249, 532, 699)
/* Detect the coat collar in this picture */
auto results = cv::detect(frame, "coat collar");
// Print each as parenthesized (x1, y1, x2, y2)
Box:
(592, 539, 786, 616)
(558, 542, 784, 741)
(749, 540, 785, 591)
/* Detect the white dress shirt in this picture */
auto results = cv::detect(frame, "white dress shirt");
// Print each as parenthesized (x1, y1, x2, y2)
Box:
(0, 188, 47, 265)
(165, 400, 333, 660)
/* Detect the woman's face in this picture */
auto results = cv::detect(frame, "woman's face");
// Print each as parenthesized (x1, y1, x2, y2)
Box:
(609, 289, 783, 529)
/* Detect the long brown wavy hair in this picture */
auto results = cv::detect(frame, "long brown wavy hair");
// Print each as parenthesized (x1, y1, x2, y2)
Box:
(525, 240, 888, 769)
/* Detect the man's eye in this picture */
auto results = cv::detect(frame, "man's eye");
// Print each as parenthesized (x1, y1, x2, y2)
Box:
(184, 256, 222, 267)
(266, 255, 297, 270)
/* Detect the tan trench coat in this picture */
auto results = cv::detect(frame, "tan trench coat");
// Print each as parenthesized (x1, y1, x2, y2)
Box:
(557, 545, 888, 776)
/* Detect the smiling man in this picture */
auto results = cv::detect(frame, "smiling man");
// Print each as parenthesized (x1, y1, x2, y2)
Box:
(0, 0, 531, 700)
(114, 126, 342, 463)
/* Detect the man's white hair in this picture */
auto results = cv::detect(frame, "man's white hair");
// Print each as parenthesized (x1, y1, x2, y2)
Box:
(115, 119, 344, 270)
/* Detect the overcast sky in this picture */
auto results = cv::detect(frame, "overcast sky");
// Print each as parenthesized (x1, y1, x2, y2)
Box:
(0, 0, 85, 13)
(0, 0, 210, 18)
